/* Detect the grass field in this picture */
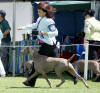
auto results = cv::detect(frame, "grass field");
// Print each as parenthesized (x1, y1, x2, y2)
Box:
(0, 74, 100, 93)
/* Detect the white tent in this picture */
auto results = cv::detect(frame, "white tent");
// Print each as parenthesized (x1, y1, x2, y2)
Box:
(0, 2, 33, 41)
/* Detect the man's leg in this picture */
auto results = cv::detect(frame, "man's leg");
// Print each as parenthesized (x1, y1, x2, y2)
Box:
(0, 42, 10, 76)
(0, 57, 6, 77)
(1, 47, 9, 75)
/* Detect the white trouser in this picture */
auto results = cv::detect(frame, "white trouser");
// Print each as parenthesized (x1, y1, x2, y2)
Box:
(0, 57, 6, 76)
(0, 39, 6, 77)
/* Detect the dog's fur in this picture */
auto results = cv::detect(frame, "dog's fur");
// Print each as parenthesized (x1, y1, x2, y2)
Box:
(72, 59, 100, 82)
(21, 47, 90, 88)
(21, 60, 34, 77)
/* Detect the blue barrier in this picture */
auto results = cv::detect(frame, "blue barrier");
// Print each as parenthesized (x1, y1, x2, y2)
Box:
(8, 40, 35, 73)
(17, 41, 22, 73)
(24, 40, 29, 61)
(8, 43, 12, 72)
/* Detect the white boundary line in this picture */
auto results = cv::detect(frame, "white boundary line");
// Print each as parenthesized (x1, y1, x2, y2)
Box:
(0, 43, 100, 47)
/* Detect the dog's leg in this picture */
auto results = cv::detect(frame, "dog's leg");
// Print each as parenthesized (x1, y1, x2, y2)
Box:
(92, 74, 100, 82)
(42, 73, 52, 88)
(56, 73, 65, 87)
(92, 69, 100, 81)
(72, 67, 78, 85)
(92, 70, 100, 82)
(73, 76, 78, 85)
(67, 64, 90, 88)
(76, 74, 90, 88)
(55, 69, 65, 87)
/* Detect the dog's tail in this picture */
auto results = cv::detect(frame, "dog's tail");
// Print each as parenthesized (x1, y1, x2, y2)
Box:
(67, 54, 76, 63)
(97, 59, 100, 63)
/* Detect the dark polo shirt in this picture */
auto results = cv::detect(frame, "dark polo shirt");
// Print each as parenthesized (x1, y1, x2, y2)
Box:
(0, 19, 11, 43)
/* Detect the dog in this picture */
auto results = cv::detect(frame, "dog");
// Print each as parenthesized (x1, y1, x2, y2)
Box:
(72, 59, 100, 84)
(21, 47, 90, 88)
(21, 60, 34, 77)
(21, 60, 39, 87)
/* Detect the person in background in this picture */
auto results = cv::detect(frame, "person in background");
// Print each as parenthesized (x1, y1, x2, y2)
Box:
(18, 2, 59, 87)
(73, 9, 100, 84)
(75, 32, 85, 44)
(0, 10, 11, 76)
(84, 9, 100, 60)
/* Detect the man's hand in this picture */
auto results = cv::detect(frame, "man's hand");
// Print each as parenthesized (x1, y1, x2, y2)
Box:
(43, 32, 48, 36)
(3, 30, 10, 38)
(38, 32, 48, 36)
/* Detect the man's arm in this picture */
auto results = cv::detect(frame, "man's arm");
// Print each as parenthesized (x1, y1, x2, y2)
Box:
(3, 30, 10, 38)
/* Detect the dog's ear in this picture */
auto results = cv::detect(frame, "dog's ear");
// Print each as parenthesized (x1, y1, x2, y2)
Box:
(21, 47, 28, 54)
(29, 47, 35, 53)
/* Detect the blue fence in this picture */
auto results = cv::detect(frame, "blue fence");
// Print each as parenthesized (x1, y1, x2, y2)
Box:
(8, 40, 35, 74)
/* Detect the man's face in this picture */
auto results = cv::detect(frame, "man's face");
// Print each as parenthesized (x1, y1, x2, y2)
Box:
(38, 9, 46, 17)
(85, 15, 90, 19)
(0, 14, 3, 22)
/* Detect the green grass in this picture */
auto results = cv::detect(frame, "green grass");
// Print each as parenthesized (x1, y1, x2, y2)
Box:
(0, 74, 100, 93)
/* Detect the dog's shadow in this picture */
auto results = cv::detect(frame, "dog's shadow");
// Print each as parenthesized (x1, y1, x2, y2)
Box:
(9, 86, 56, 89)
(9, 86, 68, 89)
(40, 72, 75, 81)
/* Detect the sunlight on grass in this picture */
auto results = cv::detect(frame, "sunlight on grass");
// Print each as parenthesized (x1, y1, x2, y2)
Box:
(0, 76, 100, 93)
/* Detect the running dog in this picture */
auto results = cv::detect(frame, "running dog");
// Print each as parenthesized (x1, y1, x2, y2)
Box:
(72, 59, 100, 83)
(21, 47, 90, 88)
(21, 60, 38, 87)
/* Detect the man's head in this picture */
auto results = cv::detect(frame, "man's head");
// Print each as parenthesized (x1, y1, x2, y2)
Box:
(0, 10, 6, 22)
(84, 9, 95, 19)
(38, 1, 56, 19)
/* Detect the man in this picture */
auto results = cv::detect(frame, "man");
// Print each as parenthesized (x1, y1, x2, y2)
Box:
(18, 2, 59, 87)
(73, 9, 100, 84)
(0, 10, 11, 76)
(84, 9, 100, 60)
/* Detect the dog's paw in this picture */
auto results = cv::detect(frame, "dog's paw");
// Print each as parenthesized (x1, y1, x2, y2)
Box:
(56, 85, 60, 87)
(73, 79, 78, 85)
(50, 86, 52, 88)
(86, 84, 90, 88)
(73, 77, 78, 85)
(92, 78, 97, 82)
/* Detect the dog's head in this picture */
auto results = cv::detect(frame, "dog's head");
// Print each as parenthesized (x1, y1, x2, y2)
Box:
(21, 47, 30, 55)
(21, 47, 38, 56)
(21, 47, 35, 55)
(25, 61, 33, 72)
